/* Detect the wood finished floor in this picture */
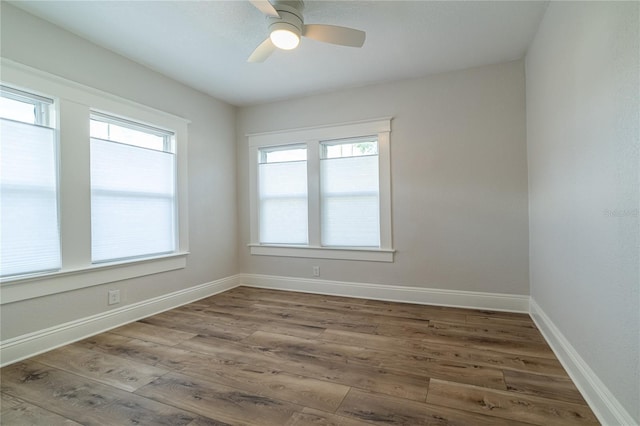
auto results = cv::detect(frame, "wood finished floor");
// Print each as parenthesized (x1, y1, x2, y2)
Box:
(1, 286, 599, 425)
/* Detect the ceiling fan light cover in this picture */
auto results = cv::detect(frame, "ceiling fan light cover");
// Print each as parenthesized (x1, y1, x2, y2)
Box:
(270, 28, 300, 50)
(269, 20, 301, 50)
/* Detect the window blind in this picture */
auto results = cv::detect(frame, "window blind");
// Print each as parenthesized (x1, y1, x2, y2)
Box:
(90, 138, 175, 263)
(1, 119, 61, 277)
(258, 158, 308, 244)
(320, 153, 380, 247)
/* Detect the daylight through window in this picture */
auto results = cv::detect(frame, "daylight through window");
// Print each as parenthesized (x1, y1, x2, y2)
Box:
(0, 85, 60, 277)
(90, 113, 177, 263)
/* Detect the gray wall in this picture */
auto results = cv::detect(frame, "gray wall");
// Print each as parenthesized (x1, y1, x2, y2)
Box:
(0, 4, 238, 340)
(238, 60, 530, 295)
(526, 1, 640, 421)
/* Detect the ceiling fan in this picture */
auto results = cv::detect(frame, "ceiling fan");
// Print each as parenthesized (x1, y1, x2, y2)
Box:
(248, 0, 366, 62)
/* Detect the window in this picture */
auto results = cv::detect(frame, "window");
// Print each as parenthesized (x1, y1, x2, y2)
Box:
(258, 145, 308, 244)
(321, 137, 379, 247)
(1, 60, 189, 304)
(0, 85, 60, 277)
(248, 118, 394, 262)
(90, 113, 176, 263)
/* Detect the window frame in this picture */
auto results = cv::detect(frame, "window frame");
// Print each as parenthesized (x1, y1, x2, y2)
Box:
(258, 143, 309, 245)
(89, 112, 178, 264)
(248, 118, 394, 262)
(0, 84, 61, 278)
(0, 59, 190, 305)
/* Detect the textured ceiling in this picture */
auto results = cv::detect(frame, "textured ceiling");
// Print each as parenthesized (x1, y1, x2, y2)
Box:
(10, 1, 548, 106)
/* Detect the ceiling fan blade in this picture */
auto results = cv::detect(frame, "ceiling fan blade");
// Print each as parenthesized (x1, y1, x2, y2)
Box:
(249, 0, 280, 18)
(248, 37, 277, 62)
(302, 24, 366, 48)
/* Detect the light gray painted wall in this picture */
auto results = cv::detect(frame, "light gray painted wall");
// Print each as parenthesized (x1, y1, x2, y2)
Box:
(0, 4, 238, 340)
(237, 60, 530, 295)
(526, 2, 639, 421)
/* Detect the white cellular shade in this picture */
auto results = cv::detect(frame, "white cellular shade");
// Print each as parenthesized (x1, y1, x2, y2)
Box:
(259, 160, 308, 244)
(1, 119, 60, 277)
(90, 138, 175, 262)
(321, 154, 380, 246)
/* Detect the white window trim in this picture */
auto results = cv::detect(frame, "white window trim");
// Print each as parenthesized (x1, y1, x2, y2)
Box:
(248, 117, 394, 262)
(0, 253, 188, 304)
(0, 59, 190, 304)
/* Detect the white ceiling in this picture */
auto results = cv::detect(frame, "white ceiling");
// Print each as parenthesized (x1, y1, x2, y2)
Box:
(11, 1, 548, 106)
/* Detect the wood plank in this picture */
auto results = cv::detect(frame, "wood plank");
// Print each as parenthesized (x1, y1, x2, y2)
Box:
(285, 407, 373, 426)
(250, 301, 382, 326)
(152, 305, 326, 339)
(1, 393, 81, 425)
(1, 361, 202, 425)
(178, 334, 429, 401)
(262, 303, 555, 358)
(428, 319, 546, 342)
(243, 330, 371, 365)
(250, 297, 466, 324)
(466, 314, 539, 328)
(201, 304, 379, 335)
(320, 329, 566, 376)
(426, 378, 599, 425)
(170, 347, 351, 412)
(369, 324, 555, 359)
(225, 287, 370, 308)
(31, 344, 168, 392)
(361, 299, 485, 323)
(75, 332, 194, 370)
(140, 310, 256, 342)
(258, 321, 327, 339)
(110, 321, 197, 346)
(1, 392, 23, 412)
(336, 388, 535, 426)
(503, 370, 589, 405)
(245, 330, 507, 390)
(135, 371, 301, 425)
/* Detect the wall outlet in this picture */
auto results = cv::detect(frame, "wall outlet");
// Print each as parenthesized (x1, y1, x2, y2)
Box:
(108, 289, 120, 305)
(312, 266, 320, 277)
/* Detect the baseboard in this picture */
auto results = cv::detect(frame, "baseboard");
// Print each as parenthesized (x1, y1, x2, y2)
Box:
(530, 299, 638, 426)
(238, 273, 530, 313)
(0, 274, 241, 367)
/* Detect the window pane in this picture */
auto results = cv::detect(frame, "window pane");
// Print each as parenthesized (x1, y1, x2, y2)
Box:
(321, 153, 380, 247)
(0, 86, 53, 126)
(90, 137, 175, 262)
(1, 118, 60, 277)
(0, 97, 37, 124)
(90, 117, 168, 152)
(323, 137, 378, 159)
(259, 159, 308, 244)
(261, 147, 307, 163)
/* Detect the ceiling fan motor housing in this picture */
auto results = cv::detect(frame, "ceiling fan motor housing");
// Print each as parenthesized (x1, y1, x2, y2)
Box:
(268, 1, 304, 37)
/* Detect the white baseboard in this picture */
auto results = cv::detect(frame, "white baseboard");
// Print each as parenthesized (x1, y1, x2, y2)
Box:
(530, 299, 638, 426)
(0, 274, 241, 367)
(238, 273, 530, 313)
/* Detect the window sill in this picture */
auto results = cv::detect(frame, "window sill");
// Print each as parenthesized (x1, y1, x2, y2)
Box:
(0, 252, 189, 304)
(248, 244, 395, 262)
